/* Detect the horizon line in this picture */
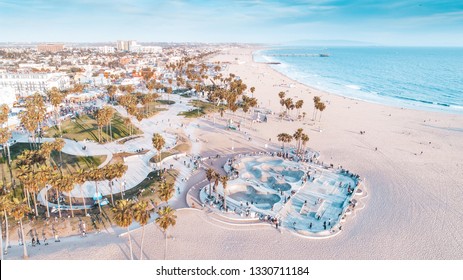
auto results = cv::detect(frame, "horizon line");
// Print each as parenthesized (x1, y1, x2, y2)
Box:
(1, 41, 463, 48)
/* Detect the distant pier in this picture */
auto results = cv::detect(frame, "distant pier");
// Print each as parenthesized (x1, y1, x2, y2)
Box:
(268, 53, 330, 57)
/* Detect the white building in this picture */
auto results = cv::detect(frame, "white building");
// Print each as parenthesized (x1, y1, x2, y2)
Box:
(0, 72, 70, 96)
(116, 40, 136, 51)
(130, 44, 162, 54)
(98, 46, 115, 54)
(120, 77, 142, 86)
(116, 40, 162, 53)
(18, 63, 47, 69)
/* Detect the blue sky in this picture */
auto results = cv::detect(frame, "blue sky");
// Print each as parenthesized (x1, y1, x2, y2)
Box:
(1, 0, 462, 45)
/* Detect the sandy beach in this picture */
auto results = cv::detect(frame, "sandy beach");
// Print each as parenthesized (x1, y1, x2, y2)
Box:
(4, 46, 463, 260)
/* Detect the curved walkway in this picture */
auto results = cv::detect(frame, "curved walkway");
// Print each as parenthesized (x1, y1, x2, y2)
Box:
(18, 94, 202, 210)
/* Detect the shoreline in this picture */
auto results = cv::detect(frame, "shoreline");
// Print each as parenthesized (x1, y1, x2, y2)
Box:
(205, 46, 463, 258)
(253, 46, 463, 116)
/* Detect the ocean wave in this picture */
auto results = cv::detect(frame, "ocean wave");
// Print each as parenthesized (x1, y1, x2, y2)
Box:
(393, 95, 434, 105)
(257, 46, 463, 114)
(345, 84, 361, 90)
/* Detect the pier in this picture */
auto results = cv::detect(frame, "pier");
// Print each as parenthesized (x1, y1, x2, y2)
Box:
(268, 53, 330, 57)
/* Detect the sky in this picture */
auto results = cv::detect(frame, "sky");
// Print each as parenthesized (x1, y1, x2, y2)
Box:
(0, 0, 462, 46)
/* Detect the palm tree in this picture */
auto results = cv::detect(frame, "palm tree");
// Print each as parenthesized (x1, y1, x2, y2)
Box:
(47, 87, 65, 135)
(89, 168, 104, 213)
(295, 100, 304, 118)
(167, 78, 173, 101)
(218, 107, 225, 118)
(318, 102, 326, 121)
(103, 164, 117, 205)
(106, 85, 117, 102)
(293, 128, 304, 156)
(250, 86, 255, 97)
(284, 98, 293, 116)
(0, 194, 13, 259)
(10, 197, 30, 259)
(62, 175, 76, 217)
(205, 168, 215, 199)
(301, 134, 310, 160)
(313, 96, 321, 120)
(152, 133, 165, 174)
(166, 87, 173, 102)
(112, 199, 135, 260)
(16, 165, 32, 208)
(277, 133, 293, 154)
(53, 138, 65, 166)
(48, 174, 61, 217)
(50, 173, 73, 218)
(75, 169, 88, 216)
(133, 201, 150, 260)
(0, 127, 11, 183)
(104, 107, 115, 142)
(36, 165, 52, 218)
(17, 168, 39, 217)
(278, 91, 286, 112)
(19, 93, 46, 149)
(155, 206, 177, 260)
(0, 104, 12, 166)
(241, 95, 258, 125)
(112, 163, 128, 200)
(156, 182, 174, 205)
(219, 175, 229, 211)
(0, 207, 2, 260)
(212, 171, 220, 203)
(95, 109, 106, 143)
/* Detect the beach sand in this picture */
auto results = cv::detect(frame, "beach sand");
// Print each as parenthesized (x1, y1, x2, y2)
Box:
(5, 46, 463, 260)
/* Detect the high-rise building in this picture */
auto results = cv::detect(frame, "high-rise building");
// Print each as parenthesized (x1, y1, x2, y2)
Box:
(116, 40, 162, 53)
(37, 44, 65, 53)
(116, 40, 135, 51)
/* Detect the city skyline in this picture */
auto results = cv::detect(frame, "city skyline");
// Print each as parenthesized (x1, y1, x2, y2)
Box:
(1, 0, 463, 46)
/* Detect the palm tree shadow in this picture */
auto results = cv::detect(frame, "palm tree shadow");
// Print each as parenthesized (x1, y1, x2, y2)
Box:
(112, 238, 131, 260)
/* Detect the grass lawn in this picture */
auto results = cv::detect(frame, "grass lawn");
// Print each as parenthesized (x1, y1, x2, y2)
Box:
(149, 140, 192, 163)
(108, 150, 148, 164)
(172, 143, 190, 153)
(107, 169, 179, 205)
(178, 100, 226, 118)
(44, 110, 142, 142)
(157, 99, 175, 105)
(180, 93, 192, 98)
(137, 99, 174, 119)
(137, 106, 167, 119)
(150, 151, 174, 163)
(56, 151, 106, 174)
(116, 135, 143, 144)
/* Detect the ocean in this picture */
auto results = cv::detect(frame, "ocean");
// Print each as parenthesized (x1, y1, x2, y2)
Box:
(254, 46, 463, 114)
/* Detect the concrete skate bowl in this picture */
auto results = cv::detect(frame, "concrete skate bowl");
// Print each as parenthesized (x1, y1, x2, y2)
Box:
(281, 170, 305, 183)
(265, 176, 292, 191)
(227, 184, 281, 210)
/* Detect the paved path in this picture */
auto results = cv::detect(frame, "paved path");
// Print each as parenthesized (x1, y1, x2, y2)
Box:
(14, 94, 282, 215)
